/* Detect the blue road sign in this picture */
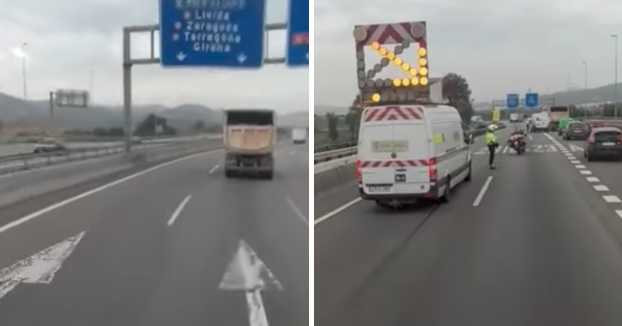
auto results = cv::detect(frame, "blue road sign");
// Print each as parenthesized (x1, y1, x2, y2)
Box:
(159, 0, 266, 68)
(506, 93, 519, 108)
(286, 0, 309, 66)
(525, 93, 539, 108)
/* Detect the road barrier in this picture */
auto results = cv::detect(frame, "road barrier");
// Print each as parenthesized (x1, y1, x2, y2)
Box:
(0, 139, 221, 176)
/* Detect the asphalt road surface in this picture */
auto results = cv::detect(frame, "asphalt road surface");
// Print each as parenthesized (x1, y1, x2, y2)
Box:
(0, 141, 308, 326)
(315, 125, 622, 326)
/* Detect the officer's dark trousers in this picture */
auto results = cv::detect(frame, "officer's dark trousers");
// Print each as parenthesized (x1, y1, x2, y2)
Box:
(488, 145, 496, 166)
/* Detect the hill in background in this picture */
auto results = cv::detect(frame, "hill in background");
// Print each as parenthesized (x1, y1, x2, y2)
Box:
(0, 92, 308, 133)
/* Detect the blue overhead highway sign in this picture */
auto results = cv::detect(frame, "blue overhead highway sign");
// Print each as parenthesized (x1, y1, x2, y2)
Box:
(159, 0, 266, 68)
(525, 93, 539, 108)
(506, 93, 519, 108)
(286, 0, 309, 66)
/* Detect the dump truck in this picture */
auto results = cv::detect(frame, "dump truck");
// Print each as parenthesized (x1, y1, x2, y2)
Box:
(223, 109, 276, 179)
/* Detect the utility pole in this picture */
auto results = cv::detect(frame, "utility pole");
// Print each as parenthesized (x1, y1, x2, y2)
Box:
(613, 34, 619, 118)
(583, 60, 588, 118)
(21, 42, 29, 100)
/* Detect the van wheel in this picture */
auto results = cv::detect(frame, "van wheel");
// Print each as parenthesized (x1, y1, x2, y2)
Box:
(465, 162, 472, 182)
(441, 179, 451, 203)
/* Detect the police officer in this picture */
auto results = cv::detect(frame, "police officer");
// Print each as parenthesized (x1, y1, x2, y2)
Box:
(485, 124, 499, 169)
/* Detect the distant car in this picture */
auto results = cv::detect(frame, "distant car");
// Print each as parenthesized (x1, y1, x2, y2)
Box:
(563, 121, 589, 140)
(34, 142, 67, 154)
(584, 127, 622, 161)
(131, 136, 142, 144)
(588, 120, 607, 130)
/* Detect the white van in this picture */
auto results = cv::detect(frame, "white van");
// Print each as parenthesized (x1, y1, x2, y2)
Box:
(356, 104, 472, 205)
(532, 112, 551, 132)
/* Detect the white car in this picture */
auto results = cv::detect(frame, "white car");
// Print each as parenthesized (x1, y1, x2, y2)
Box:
(356, 104, 471, 206)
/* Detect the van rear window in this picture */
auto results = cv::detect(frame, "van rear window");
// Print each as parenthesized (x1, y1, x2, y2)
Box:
(372, 140, 409, 152)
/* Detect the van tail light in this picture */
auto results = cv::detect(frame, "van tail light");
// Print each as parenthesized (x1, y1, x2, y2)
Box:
(355, 160, 362, 179)
(618, 135, 622, 144)
(587, 136, 595, 144)
(428, 158, 438, 180)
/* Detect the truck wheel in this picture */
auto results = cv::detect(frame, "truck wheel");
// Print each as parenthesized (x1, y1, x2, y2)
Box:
(264, 169, 274, 180)
(224, 168, 233, 178)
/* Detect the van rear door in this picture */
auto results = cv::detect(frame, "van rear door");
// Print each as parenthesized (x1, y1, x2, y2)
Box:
(359, 106, 432, 196)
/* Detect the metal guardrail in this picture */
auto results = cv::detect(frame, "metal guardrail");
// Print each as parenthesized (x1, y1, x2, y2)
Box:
(314, 140, 357, 153)
(0, 140, 215, 176)
(314, 147, 357, 164)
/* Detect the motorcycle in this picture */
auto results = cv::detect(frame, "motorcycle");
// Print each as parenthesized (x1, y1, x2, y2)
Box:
(507, 130, 527, 155)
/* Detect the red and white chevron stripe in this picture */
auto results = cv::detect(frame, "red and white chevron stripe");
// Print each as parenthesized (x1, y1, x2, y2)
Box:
(360, 160, 429, 168)
(358, 22, 427, 46)
(364, 106, 423, 122)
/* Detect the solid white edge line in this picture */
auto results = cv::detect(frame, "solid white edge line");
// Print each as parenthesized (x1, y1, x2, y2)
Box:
(315, 198, 362, 225)
(473, 176, 493, 207)
(0, 151, 212, 235)
(286, 195, 309, 225)
(167, 195, 192, 226)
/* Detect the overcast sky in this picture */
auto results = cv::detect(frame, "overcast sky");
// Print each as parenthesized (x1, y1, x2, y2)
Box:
(315, 0, 622, 106)
(0, 0, 309, 112)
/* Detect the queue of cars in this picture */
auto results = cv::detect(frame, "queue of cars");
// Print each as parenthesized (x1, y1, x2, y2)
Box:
(556, 119, 622, 161)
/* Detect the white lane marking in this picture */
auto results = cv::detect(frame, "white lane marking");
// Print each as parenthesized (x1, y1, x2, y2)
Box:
(167, 195, 192, 226)
(209, 164, 220, 174)
(0, 231, 85, 300)
(586, 177, 600, 182)
(580, 170, 593, 175)
(286, 195, 308, 225)
(473, 176, 493, 207)
(575, 165, 586, 169)
(594, 185, 610, 192)
(220, 241, 282, 326)
(528, 134, 533, 140)
(502, 146, 509, 154)
(570, 160, 581, 164)
(568, 156, 576, 160)
(616, 210, 622, 218)
(315, 198, 362, 225)
(603, 195, 622, 203)
(0, 151, 212, 235)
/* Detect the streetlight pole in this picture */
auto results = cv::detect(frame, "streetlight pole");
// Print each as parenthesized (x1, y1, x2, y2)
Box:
(613, 34, 619, 118)
(21, 42, 29, 100)
(583, 60, 588, 118)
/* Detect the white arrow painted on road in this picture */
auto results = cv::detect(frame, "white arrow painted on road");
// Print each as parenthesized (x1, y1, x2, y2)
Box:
(0, 232, 85, 300)
(176, 52, 187, 61)
(237, 53, 248, 64)
(220, 240, 282, 326)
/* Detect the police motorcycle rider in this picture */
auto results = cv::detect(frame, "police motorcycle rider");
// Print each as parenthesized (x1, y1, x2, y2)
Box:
(485, 124, 500, 169)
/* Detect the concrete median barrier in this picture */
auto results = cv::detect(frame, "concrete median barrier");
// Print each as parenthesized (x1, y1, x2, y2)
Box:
(314, 156, 357, 195)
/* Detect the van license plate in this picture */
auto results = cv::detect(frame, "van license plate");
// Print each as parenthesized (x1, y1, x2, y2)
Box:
(603, 142, 615, 146)
(395, 174, 406, 182)
(368, 185, 392, 192)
